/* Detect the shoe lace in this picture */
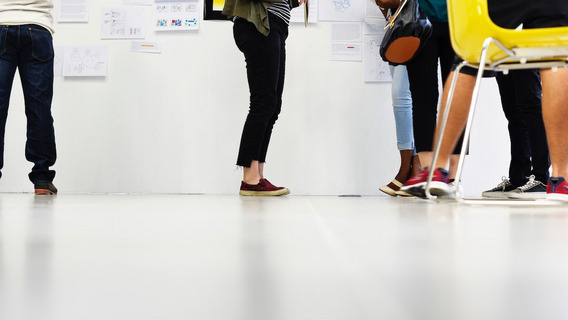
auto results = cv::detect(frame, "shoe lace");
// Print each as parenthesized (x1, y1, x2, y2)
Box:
(495, 176, 511, 190)
(518, 175, 542, 192)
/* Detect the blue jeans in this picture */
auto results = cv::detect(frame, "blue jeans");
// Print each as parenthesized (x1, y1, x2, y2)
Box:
(233, 14, 288, 167)
(389, 65, 415, 154)
(0, 25, 56, 183)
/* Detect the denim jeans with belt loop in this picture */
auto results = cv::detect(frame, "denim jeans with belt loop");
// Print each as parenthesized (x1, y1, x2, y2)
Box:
(0, 25, 56, 183)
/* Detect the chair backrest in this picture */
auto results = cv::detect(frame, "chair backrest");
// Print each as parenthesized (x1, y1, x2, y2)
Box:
(447, 0, 568, 65)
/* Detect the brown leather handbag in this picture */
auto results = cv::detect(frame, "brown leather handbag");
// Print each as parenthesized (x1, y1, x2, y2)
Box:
(379, 0, 432, 65)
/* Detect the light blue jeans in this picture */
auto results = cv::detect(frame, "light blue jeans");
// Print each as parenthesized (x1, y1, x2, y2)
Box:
(389, 65, 416, 155)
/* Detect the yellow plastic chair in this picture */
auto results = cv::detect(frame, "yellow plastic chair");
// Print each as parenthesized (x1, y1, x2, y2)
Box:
(425, 0, 568, 200)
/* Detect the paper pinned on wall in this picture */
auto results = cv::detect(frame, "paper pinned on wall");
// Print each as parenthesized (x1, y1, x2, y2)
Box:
(155, 0, 200, 31)
(131, 41, 162, 54)
(330, 22, 363, 61)
(101, 7, 146, 39)
(58, 0, 89, 22)
(364, 35, 390, 82)
(62, 46, 108, 77)
(319, 0, 365, 22)
(54, 46, 64, 77)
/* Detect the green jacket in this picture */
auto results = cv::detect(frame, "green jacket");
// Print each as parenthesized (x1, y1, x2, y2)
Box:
(223, 0, 300, 36)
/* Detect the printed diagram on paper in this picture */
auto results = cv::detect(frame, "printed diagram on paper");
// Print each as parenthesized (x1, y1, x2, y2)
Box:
(101, 7, 146, 39)
(333, 0, 351, 12)
(364, 36, 390, 82)
(155, 2, 200, 31)
(319, 0, 364, 21)
(62, 46, 108, 77)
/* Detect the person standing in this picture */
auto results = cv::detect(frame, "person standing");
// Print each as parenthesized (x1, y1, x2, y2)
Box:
(223, 0, 302, 196)
(0, 0, 57, 195)
(482, 70, 550, 199)
(374, 0, 422, 197)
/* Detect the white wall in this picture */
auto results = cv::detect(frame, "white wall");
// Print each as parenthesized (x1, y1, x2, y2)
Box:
(0, 1, 511, 196)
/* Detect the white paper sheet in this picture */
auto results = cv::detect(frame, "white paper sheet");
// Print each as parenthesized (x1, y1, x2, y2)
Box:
(54, 46, 64, 77)
(364, 35, 391, 82)
(62, 46, 108, 77)
(131, 41, 162, 53)
(58, 0, 89, 22)
(101, 7, 146, 39)
(155, 2, 200, 31)
(319, 0, 365, 22)
(330, 22, 363, 61)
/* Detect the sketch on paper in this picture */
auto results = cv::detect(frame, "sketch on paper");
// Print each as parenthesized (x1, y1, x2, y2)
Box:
(319, 0, 364, 21)
(101, 7, 146, 39)
(62, 46, 108, 77)
(364, 36, 390, 82)
(333, 0, 351, 12)
(155, 2, 200, 31)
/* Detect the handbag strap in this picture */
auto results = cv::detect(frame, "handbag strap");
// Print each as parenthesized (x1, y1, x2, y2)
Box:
(384, 0, 408, 30)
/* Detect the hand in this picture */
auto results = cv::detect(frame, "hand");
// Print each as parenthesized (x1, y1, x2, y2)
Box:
(299, 0, 306, 5)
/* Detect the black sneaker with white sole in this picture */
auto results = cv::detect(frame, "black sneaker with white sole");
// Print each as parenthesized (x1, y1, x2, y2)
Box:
(507, 175, 547, 199)
(481, 177, 516, 198)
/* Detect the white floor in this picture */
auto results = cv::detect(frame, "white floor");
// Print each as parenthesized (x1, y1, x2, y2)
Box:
(1, 193, 568, 320)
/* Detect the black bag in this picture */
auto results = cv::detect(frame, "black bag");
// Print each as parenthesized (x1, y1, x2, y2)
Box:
(379, 0, 432, 65)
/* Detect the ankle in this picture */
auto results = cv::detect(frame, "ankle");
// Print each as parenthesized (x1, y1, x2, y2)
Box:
(243, 178, 260, 185)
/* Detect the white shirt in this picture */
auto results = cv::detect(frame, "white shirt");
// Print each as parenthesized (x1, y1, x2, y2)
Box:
(0, 0, 54, 34)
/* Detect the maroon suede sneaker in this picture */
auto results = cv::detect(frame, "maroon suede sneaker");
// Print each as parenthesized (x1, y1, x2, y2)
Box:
(240, 179, 290, 196)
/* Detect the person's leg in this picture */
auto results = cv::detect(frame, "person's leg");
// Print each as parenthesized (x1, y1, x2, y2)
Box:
(233, 17, 282, 182)
(495, 71, 531, 187)
(406, 30, 439, 171)
(0, 26, 19, 181)
(541, 68, 568, 179)
(380, 65, 415, 196)
(432, 71, 477, 171)
(257, 17, 288, 166)
(18, 25, 56, 185)
(512, 69, 549, 184)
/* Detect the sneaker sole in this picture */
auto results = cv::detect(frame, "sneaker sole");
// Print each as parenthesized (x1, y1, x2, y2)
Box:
(546, 193, 568, 202)
(482, 191, 514, 198)
(239, 188, 290, 196)
(400, 181, 451, 198)
(35, 189, 57, 195)
(508, 192, 547, 200)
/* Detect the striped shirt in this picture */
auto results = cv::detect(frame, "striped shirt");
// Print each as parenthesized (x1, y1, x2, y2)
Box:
(268, 0, 291, 25)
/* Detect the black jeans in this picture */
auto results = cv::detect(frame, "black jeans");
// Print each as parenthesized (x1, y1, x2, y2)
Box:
(0, 25, 56, 183)
(233, 14, 288, 167)
(406, 21, 465, 154)
(496, 70, 549, 186)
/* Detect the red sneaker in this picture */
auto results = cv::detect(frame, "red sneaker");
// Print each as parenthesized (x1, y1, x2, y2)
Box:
(547, 177, 568, 202)
(240, 179, 290, 196)
(400, 168, 450, 197)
